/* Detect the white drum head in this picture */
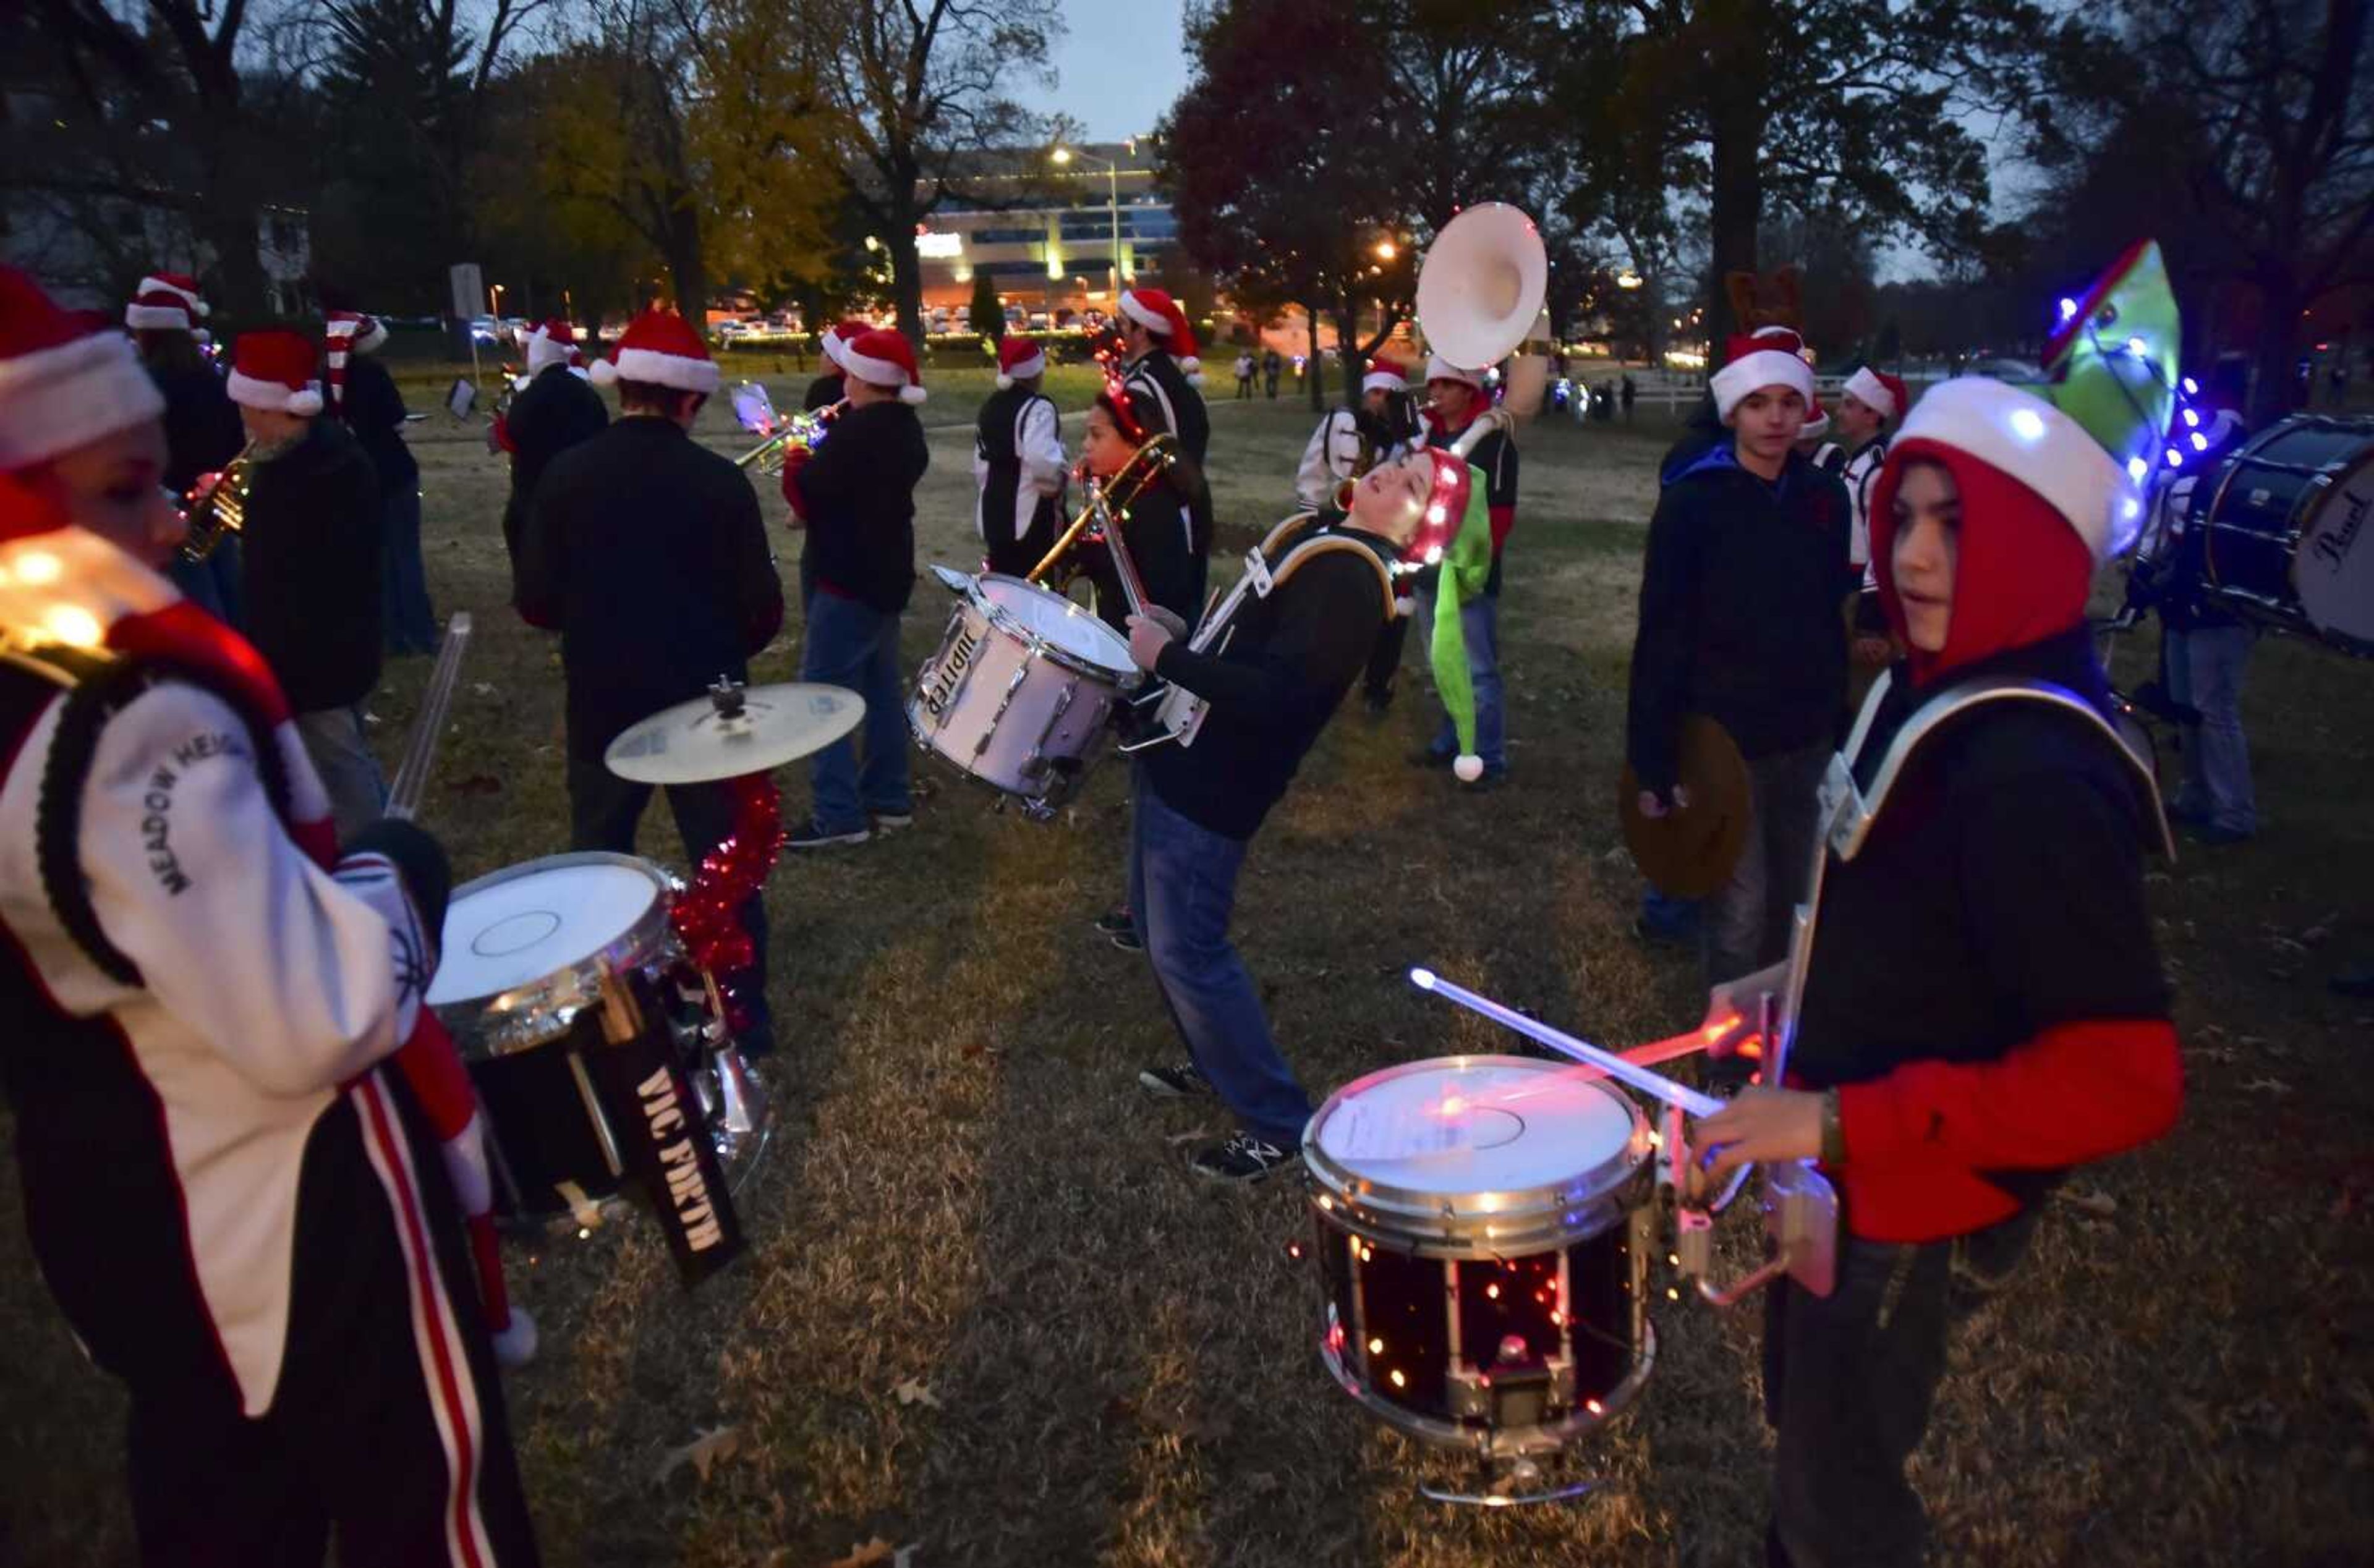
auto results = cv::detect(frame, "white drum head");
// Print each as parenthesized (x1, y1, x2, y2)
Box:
(1313, 1057, 1636, 1195)
(977, 574, 1136, 673)
(2295, 456, 2374, 643)
(427, 856, 668, 1007)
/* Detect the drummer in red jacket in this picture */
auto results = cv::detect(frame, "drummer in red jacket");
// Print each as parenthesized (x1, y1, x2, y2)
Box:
(1688, 376, 2185, 1567)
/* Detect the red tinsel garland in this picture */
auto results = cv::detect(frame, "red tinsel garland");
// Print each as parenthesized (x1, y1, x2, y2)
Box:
(668, 771, 786, 1033)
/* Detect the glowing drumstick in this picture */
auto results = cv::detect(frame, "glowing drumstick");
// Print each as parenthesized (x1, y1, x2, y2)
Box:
(1409, 967, 1725, 1118)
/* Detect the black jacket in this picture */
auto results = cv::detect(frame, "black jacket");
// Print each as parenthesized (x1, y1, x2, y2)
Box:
(1085, 480, 1206, 634)
(793, 400, 928, 614)
(148, 360, 245, 498)
(1625, 443, 1853, 792)
(334, 354, 419, 495)
(1145, 520, 1395, 839)
(517, 417, 783, 760)
(501, 365, 610, 572)
(802, 371, 845, 413)
(1124, 349, 1214, 557)
(240, 419, 383, 712)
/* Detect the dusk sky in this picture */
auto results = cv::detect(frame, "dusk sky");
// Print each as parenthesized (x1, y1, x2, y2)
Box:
(1013, 0, 1189, 144)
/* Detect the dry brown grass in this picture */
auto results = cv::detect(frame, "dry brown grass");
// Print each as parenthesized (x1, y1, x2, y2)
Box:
(3, 394, 2371, 1567)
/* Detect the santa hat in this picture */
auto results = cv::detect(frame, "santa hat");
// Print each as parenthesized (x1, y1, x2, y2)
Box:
(323, 310, 387, 412)
(995, 336, 1046, 389)
(591, 307, 721, 394)
(1799, 397, 1831, 442)
(1709, 329, 1814, 421)
(0, 266, 167, 470)
(1884, 378, 2132, 561)
(1118, 288, 1202, 379)
(1425, 354, 1484, 391)
(1363, 357, 1409, 396)
(1844, 365, 1908, 424)
(228, 329, 325, 415)
(840, 328, 926, 404)
(524, 318, 578, 374)
(820, 318, 870, 370)
(125, 271, 208, 332)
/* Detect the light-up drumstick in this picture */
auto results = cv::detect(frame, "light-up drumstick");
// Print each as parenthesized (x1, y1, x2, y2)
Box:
(1409, 966, 1725, 1118)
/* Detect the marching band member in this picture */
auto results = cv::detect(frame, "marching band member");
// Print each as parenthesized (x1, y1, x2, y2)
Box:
(1411, 356, 1517, 783)
(126, 269, 245, 625)
(0, 266, 541, 1566)
(1126, 449, 1480, 1179)
(1627, 331, 1851, 995)
(1688, 373, 2183, 1567)
(1294, 355, 1419, 512)
(973, 336, 1066, 578)
(1838, 365, 1910, 664)
(780, 327, 929, 849)
(804, 317, 869, 412)
(227, 326, 391, 838)
(1077, 379, 1204, 634)
(1793, 394, 1845, 472)
(323, 292, 436, 657)
(517, 307, 784, 1049)
(498, 317, 608, 597)
(1116, 286, 1213, 610)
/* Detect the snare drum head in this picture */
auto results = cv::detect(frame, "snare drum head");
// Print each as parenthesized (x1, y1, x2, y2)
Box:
(1310, 1056, 1640, 1197)
(977, 574, 1136, 674)
(427, 853, 671, 1007)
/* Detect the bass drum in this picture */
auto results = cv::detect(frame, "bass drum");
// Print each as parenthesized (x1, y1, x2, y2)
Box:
(2200, 415, 2374, 655)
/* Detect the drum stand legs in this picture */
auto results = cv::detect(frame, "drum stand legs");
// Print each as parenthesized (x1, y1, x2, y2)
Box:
(1418, 1455, 1600, 1508)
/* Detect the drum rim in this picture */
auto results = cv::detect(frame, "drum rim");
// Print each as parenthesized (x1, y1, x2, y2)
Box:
(972, 571, 1138, 677)
(427, 850, 678, 1017)
(1319, 1316, 1658, 1459)
(1303, 1054, 1651, 1239)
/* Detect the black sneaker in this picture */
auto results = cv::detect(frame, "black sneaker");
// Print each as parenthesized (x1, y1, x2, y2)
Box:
(1094, 908, 1144, 953)
(1189, 1132, 1294, 1182)
(787, 818, 870, 849)
(1137, 1061, 1211, 1100)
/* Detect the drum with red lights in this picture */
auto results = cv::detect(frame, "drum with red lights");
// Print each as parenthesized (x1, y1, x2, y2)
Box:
(1301, 1054, 1657, 1458)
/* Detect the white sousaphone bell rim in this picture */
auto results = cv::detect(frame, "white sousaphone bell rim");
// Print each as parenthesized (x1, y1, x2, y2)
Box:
(1416, 203, 1549, 371)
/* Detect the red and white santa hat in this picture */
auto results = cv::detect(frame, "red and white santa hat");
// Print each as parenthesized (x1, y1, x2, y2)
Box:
(0, 266, 167, 470)
(1799, 396, 1831, 442)
(995, 336, 1046, 389)
(1709, 325, 1814, 420)
(323, 309, 387, 412)
(124, 270, 209, 333)
(1843, 365, 1910, 424)
(840, 328, 926, 404)
(1886, 376, 2129, 561)
(1118, 288, 1201, 378)
(228, 329, 325, 415)
(1363, 357, 1410, 395)
(820, 318, 871, 370)
(1425, 354, 1484, 391)
(590, 307, 721, 394)
(524, 318, 578, 373)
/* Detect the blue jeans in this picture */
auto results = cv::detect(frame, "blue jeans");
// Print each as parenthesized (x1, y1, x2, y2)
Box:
(1421, 585, 1507, 771)
(799, 589, 911, 833)
(1127, 771, 1313, 1148)
(1640, 885, 1701, 939)
(2164, 623, 2257, 834)
(381, 487, 436, 654)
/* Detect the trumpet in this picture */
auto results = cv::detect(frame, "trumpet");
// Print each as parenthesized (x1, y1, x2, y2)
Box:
(1026, 432, 1178, 591)
(179, 442, 256, 563)
(729, 381, 841, 475)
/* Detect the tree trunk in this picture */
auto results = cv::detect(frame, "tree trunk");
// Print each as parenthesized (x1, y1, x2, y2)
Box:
(1706, 99, 1763, 346)
(888, 232, 927, 348)
(1306, 302, 1326, 410)
(1332, 302, 1362, 408)
(661, 203, 707, 331)
(2248, 272, 2303, 428)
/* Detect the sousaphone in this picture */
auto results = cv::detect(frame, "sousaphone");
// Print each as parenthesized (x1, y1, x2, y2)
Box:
(1416, 202, 1552, 430)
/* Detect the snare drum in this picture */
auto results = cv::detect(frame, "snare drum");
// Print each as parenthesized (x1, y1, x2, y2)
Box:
(427, 852, 763, 1219)
(908, 569, 1141, 811)
(2200, 415, 2374, 655)
(1303, 1056, 1656, 1459)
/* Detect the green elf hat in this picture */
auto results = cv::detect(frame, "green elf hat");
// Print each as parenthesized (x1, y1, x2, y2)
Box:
(1399, 447, 1491, 781)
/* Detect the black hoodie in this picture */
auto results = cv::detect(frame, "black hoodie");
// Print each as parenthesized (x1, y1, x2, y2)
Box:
(240, 418, 383, 711)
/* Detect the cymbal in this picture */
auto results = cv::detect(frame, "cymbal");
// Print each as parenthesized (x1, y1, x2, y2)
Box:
(605, 682, 864, 785)
(1617, 715, 1752, 900)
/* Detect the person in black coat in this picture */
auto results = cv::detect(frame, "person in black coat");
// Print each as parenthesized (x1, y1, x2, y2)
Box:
(804, 319, 865, 412)
(779, 328, 930, 849)
(1075, 382, 1204, 635)
(129, 276, 247, 625)
(226, 328, 388, 839)
(323, 298, 434, 655)
(498, 321, 608, 596)
(517, 310, 784, 1053)
(1627, 333, 1852, 996)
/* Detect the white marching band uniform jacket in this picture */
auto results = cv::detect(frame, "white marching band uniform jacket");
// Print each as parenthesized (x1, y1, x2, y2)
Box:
(971, 389, 1067, 546)
(1842, 436, 1890, 591)
(1295, 410, 1421, 512)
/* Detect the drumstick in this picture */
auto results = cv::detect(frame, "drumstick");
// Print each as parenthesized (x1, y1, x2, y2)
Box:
(386, 611, 472, 822)
(1409, 967, 1725, 1117)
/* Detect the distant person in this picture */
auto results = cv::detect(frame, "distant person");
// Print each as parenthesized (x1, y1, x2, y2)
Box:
(2143, 409, 2258, 845)
(1235, 350, 1256, 399)
(806, 318, 868, 412)
(126, 269, 244, 624)
(1262, 348, 1282, 399)
(1411, 356, 1517, 785)
(974, 336, 1066, 578)
(1621, 372, 1636, 420)
(321, 292, 433, 656)
(1837, 367, 1911, 674)
(497, 318, 608, 603)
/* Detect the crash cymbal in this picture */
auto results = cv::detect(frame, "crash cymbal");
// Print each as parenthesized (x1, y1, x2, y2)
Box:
(1617, 714, 1753, 901)
(605, 681, 864, 785)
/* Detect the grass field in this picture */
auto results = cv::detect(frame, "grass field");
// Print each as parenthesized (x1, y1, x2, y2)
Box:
(3, 390, 2372, 1567)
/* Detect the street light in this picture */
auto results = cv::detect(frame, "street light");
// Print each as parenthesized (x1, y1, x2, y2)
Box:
(1616, 271, 1643, 290)
(1052, 144, 1123, 304)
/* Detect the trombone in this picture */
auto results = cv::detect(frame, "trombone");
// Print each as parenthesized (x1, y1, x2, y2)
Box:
(1025, 431, 1177, 608)
(728, 381, 842, 475)
(179, 441, 257, 563)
